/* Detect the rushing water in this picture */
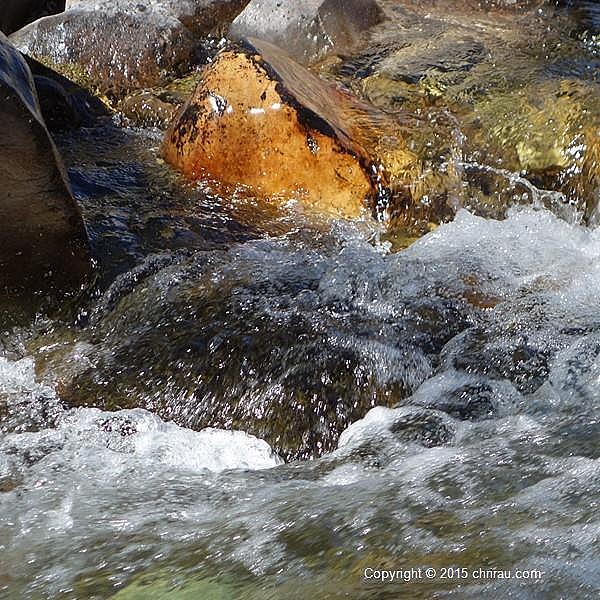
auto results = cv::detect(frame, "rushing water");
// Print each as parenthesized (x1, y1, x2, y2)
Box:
(2, 190, 600, 597)
(2, 2, 600, 598)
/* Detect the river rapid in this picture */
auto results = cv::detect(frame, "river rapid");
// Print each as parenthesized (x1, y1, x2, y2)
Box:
(1, 131, 599, 597)
(2, 2, 600, 598)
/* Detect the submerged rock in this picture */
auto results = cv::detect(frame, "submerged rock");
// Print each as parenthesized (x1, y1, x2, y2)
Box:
(41, 229, 455, 461)
(163, 38, 420, 219)
(327, 0, 600, 224)
(119, 91, 180, 130)
(0, 1, 64, 36)
(117, 73, 203, 129)
(466, 79, 600, 220)
(0, 33, 91, 323)
(230, 0, 385, 64)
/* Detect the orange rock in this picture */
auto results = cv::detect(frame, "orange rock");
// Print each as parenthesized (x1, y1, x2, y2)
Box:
(162, 38, 386, 218)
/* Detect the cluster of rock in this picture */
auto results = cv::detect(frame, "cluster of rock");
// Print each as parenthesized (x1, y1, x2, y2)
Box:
(6, 0, 416, 220)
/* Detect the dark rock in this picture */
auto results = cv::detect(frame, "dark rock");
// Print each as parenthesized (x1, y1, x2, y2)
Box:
(25, 56, 109, 130)
(376, 37, 487, 86)
(116, 72, 202, 129)
(29, 75, 82, 130)
(0, 1, 65, 35)
(427, 382, 497, 421)
(0, 33, 91, 324)
(53, 254, 433, 461)
(10, 1, 252, 98)
(388, 409, 455, 447)
(230, 0, 385, 64)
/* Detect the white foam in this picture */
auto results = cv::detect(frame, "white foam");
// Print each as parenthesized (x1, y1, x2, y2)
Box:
(54, 407, 284, 473)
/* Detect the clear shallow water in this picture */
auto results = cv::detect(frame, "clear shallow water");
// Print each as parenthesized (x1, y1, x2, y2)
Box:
(2, 205, 600, 599)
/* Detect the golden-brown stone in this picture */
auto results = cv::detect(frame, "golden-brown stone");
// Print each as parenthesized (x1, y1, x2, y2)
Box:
(162, 39, 404, 218)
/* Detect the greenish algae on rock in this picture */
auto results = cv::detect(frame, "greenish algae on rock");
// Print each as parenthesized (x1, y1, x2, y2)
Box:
(328, 0, 600, 225)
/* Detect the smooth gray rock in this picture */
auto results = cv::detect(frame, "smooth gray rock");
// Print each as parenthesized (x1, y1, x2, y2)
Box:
(0, 32, 91, 323)
(229, 0, 385, 64)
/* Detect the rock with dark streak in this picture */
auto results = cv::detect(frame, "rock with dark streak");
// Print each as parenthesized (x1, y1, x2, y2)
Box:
(163, 38, 420, 218)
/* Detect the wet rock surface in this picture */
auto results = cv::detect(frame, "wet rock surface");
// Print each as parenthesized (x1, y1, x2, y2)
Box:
(9, 1, 197, 98)
(163, 39, 396, 218)
(35, 222, 472, 461)
(118, 91, 180, 130)
(65, 0, 250, 35)
(331, 0, 600, 223)
(230, 0, 385, 64)
(116, 73, 204, 129)
(9, 1, 251, 99)
(0, 33, 91, 324)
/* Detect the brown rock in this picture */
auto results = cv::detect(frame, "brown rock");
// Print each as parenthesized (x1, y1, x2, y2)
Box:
(0, 33, 91, 323)
(162, 38, 419, 218)
(9, 2, 197, 99)
(119, 92, 179, 129)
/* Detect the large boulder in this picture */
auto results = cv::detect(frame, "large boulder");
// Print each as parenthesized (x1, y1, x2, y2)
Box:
(9, 2, 196, 98)
(10, 1, 250, 98)
(0, 1, 64, 36)
(229, 0, 385, 64)
(0, 33, 91, 323)
(10, 1, 250, 99)
(65, 0, 250, 35)
(162, 38, 419, 218)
